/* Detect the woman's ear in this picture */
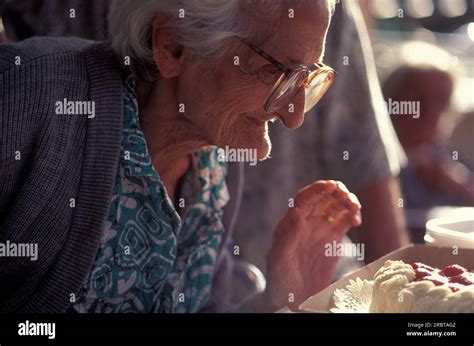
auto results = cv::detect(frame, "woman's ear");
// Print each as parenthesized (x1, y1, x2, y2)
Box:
(151, 14, 185, 78)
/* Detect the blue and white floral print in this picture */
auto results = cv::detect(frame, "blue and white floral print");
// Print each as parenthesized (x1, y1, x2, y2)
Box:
(73, 73, 229, 313)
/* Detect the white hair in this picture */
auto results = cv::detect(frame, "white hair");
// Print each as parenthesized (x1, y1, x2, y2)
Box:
(108, 0, 334, 80)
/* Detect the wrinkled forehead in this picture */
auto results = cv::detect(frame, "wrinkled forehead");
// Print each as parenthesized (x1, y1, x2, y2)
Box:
(251, 1, 331, 66)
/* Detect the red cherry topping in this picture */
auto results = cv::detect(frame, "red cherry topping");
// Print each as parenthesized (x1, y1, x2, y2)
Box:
(410, 262, 474, 290)
(414, 267, 432, 279)
(439, 265, 467, 277)
(449, 273, 474, 286)
(412, 262, 435, 271)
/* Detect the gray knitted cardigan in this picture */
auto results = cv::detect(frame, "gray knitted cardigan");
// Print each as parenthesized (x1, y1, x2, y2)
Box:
(0, 37, 242, 313)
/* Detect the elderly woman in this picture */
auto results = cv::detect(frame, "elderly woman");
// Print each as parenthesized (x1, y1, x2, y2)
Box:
(0, 0, 361, 313)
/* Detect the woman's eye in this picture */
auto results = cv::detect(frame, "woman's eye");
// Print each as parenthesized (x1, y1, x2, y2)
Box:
(260, 66, 280, 75)
(257, 65, 281, 82)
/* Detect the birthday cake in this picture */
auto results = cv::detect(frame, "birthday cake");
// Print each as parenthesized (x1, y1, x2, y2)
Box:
(369, 260, 474, 313)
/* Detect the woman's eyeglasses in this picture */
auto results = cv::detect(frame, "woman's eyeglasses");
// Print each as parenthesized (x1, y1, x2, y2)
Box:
(238, 37, 336, 114)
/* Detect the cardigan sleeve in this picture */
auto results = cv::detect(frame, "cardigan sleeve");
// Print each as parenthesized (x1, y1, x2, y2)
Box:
(0, 37, 123, 312)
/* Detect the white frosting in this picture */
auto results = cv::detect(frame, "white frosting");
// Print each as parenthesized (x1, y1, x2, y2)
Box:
(369, 260, 474, 313)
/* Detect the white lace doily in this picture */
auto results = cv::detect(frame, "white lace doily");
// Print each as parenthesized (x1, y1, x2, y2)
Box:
(330, 278, 374, 313)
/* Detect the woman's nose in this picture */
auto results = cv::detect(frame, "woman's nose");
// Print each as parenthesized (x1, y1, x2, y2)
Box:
(277, 88, 305, 130)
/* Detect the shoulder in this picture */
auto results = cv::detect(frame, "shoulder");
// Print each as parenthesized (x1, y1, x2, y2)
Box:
(0, 37, 121, 85)
(0, 37, 98, 73)
(0, 36, 124, 176)
(0, 37, 123, 119)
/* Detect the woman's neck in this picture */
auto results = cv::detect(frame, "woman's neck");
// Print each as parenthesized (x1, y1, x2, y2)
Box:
(135, 76, 207, 200)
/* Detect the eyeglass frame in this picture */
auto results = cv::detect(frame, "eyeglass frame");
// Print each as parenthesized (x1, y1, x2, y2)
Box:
(236, 37, 336, 113)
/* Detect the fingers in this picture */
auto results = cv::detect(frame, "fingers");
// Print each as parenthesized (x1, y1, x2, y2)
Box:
(285, 180, 362, 242)
(320, 199, 361, 231)
(331, 183, 361, 213)
(295, 181, 361, 210)
(315, 185, 361, 238)
(294, 180, 339, 209)
(332, 208, 362, 232)
(302, 181, 361, 219)
(320, 197, 346, 222)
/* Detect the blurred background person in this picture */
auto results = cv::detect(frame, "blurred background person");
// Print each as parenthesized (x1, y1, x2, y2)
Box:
(449, 110, 474, 170)
(383, 41, 474, 210)
(363, 0, 474, 240)
(382, 41, 474, 241)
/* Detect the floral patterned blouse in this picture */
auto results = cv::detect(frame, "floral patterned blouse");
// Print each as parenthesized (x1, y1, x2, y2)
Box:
(73, 73, 229, 313)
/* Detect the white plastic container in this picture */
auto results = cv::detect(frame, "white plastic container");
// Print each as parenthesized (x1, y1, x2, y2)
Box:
(425, 210, 474, 249)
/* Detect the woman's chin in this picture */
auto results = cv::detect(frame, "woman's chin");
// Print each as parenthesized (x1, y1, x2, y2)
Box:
(214, 120, 272, 163)
(216, 136, 271, 164)
(245, 120, 272, 160)
(256, 141, 271, 161)
(242, 134, 272, 162)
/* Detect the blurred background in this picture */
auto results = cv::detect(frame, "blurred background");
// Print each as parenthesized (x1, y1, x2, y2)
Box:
(361, 0, 473, 112)
(359, 0, 474, 241)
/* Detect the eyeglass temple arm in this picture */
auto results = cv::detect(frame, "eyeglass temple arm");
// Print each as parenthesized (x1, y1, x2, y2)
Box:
(237, 37, 291, 74)
(237, 37, 337, 77)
